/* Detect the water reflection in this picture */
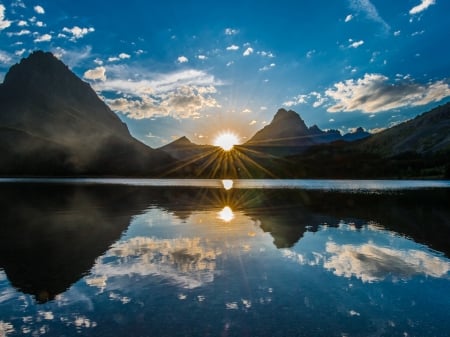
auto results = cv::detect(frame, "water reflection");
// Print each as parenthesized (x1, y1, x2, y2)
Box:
(221, 179, 233, 190)
(218, 206, 234, 222)
(0, 182, 449, 336)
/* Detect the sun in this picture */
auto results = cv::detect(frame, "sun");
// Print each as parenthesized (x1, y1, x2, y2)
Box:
(214, 132, 240, 151)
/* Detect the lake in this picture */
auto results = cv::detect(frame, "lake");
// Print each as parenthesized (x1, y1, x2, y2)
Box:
(0, 179, 449, 336)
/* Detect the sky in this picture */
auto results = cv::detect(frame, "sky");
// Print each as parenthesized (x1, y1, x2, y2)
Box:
(0, 0, 449, 147)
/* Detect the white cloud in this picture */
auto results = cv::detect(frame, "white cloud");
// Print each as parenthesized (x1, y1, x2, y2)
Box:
(35, 21, 45, 27)
(242, 108, 252, 113)
(62, 26, 95, 41)
(259, 63, 276, 71)
(83, 66, 107, 81)
(409, 0, 435, 15)
(349, 0, 390, 32)
(108, 57, 120, 62)
(226, 44, 239, 51)
(34, 33, 52, 43)
(249, 120, 257, 125)
(349, 40, 364, 48)
(177, 55, 188, 63)
(33, 5, 45, 14)
(225, 28, 239, 35)
(0, 5, 12, 30)
(119, 53, 130, 59)
(324, 242, 449, 282)
(0, 51, 12, 64)
(17, 20, 28, 26)
(14, 48, 26, 56)
(95, 67, 222, 119)
(325, 73, 450, 113)
(345, 14, 353, 22)
(243, 47, 253, 56)
(51, 46, 93, 68)
(394, 30, 401, 36)
(7, 29, 31, 37)
(283, 91, 327, 108)
(11, 1, 26, 8)
(197, 54, 207, 60)
(306, 49, 316, 58)
(258, 51, 275, 58)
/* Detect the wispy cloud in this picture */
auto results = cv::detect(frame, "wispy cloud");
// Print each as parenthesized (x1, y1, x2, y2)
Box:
(0, 50, 12, 64)
(283, 92, 326, 108)
(348, 0, 390, 32)
(344, 14, 353, 22)
(7, 29, 31, 37)
(0, 4, 12, 30)
(33, 5, 45, 14)
(349, 39, 364, 48)
(409, 0, 435, 15)
(259, 63, 276, 71)
(62, 26, 95, 41)
(92, 67, 223, 119)
(225, 28, 239, 35)
(83, 66, 106, 81)
(34, 33, 52, 43)
(325, 73, 450, 113)
(226, 44, 239, 51)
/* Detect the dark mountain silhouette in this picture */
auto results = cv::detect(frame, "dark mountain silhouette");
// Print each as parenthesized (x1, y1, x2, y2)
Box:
(244, 108, 370, 156)
(279, 103, 450, 179)
(358, 102, 450, 156)
(159, 136, 215, 161)
(0, 51, 175, 176)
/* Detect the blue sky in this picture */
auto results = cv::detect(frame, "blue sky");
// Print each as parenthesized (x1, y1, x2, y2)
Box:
(0, 0, 449, 147)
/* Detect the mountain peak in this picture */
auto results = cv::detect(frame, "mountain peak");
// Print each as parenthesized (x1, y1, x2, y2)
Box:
(272, 108, 304, 123)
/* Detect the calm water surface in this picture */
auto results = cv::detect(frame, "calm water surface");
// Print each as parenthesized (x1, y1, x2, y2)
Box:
(0, 179, 449, 336)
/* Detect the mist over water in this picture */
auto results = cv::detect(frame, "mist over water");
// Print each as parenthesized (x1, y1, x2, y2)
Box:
(0, 180, 449, 336)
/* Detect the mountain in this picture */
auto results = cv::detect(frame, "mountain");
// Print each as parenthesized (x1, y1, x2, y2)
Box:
(159, 136, 215, 161)
(0, 51, 175, 176)
(359, 102, 450, 156)
(278, 103, 450, 179)
(244, 108, 370, 156)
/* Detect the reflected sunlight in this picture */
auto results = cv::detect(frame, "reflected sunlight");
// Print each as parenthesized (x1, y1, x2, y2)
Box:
(222, 179, 234, 190)
(214, 132, 239, 151)
(218, 206, 234, 222)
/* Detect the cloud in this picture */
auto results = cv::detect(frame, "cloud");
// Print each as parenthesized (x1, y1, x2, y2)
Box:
(409, 0, 435, 15)
(243, 47, 253, 56)
(225, 28, 239, 35)
(83, 66, 106, 81)
(324, 242, 449, 282)
(226, 44, 239, 51)
(62, 26, 95, 41)
(349, 39, 364, 48)
(177, 55, 188, 63)
(119, 53, 130, 59)
(0, 4, 12, 30)
(259, 63, 276, 71)
(197, 54, 207, 60)
(325, 73, 450, 113)
(345, 14, 353, 22)
(283, 91, 327, 108)
(95, 67, 222, 119)
(34, 33, 52, 43)
(306, 49, 316, 58)
(394, 30, 401, 36)
(242, 108, 252, 113)
(348, 0, 390, 32)
(0, 51, 12, 64)
(249, 120, 257, 125)
(34, 5, 45, 14)
(52, 46, 93, 68)
(17, 20, 28, 27)
(6, 29, 31, 37)
(14, 48, 26, 56)
(258, 51, 275, 58)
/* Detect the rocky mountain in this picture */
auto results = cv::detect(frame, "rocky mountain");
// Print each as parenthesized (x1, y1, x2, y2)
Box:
(0, 51, 175, 176)
(159, 136, 215, 161)
(244, 108, 370, 155)
(359, 102, 450, 156)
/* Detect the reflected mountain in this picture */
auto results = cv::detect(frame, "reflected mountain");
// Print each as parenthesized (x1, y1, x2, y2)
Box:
(0, 182, 449, 303)
(0, 183, 150, 302)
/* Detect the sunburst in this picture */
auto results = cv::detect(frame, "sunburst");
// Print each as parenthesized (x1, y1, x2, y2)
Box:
(214, 132, 240, 151)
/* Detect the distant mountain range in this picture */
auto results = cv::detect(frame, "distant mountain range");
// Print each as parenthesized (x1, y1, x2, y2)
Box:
(0, 51, 448, 178)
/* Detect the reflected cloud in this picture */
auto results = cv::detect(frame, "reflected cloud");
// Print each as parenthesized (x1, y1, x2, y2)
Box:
(283, 223, 450, 282)
(324, 242, 450, 282)
(218, 206, 234, 222)
(87, 237, 220, 290)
